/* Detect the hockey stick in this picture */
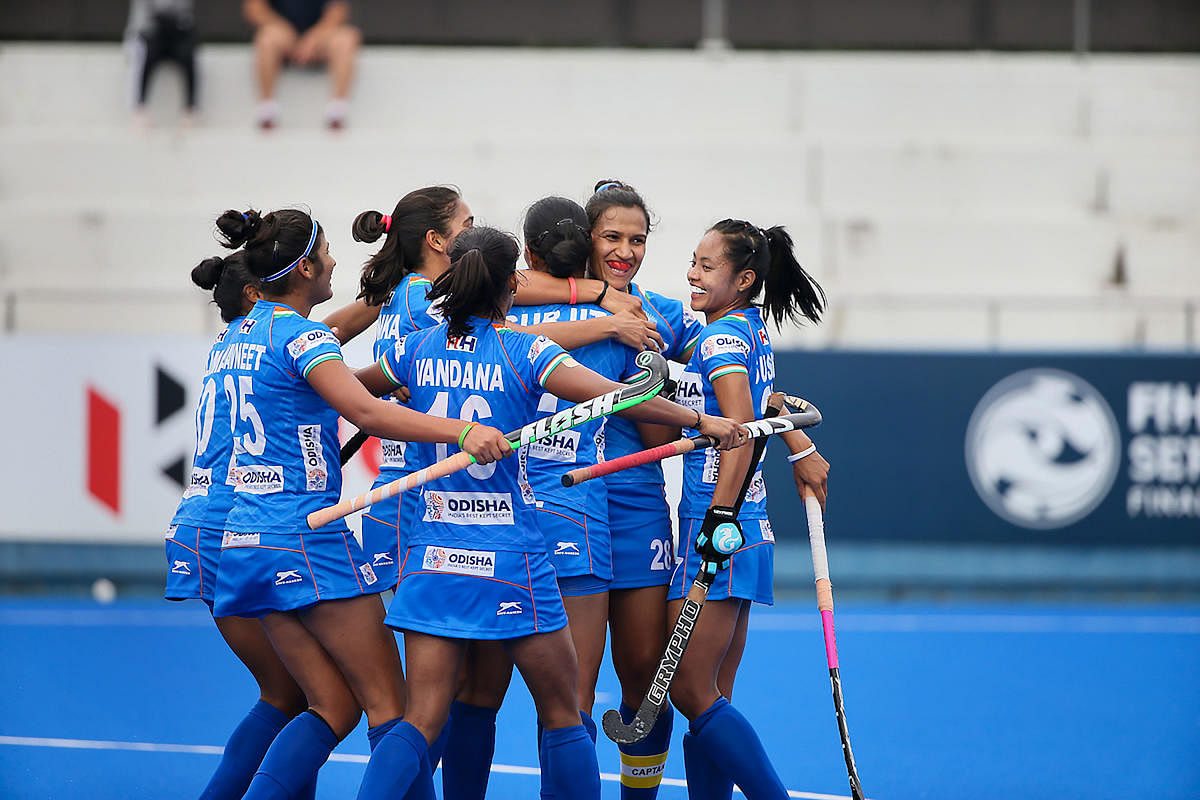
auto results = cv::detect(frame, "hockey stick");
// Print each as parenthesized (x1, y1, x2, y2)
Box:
(562, 395, 820, 487)
(804, 485, 866, 800)
(339, 430, 370, 466)
(306, 351, 669, 530)
(601, 391, 787, 745)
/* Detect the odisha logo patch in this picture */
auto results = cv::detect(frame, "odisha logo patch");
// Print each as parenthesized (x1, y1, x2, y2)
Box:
(965, 369, 1120, 530)
(700, 334, 750, 359)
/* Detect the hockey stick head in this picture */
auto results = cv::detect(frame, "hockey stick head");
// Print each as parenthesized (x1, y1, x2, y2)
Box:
(600, 708, 649, 745)
(628, 349, 669, 389)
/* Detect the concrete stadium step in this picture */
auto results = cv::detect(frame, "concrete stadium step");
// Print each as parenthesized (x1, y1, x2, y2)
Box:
(824, 217, 1122, 297)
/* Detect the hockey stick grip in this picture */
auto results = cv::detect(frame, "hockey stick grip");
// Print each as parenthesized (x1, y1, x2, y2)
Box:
(804, 486, 838, 666)
(562, 436, 709, 486)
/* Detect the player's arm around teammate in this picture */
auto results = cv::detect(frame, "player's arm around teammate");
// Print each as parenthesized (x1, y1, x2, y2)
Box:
(205, 208, 507, 800)
(666, 219, 828, 800)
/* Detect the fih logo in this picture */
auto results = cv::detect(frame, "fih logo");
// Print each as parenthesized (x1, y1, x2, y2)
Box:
(965, 369, 1120, 530)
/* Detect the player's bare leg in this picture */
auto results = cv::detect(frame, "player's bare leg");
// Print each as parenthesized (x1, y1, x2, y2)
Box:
(716, 599, 750, 701)
(215, 615, 307, 716)
(563, 591, 609, 713)
(665, 597, 742, 720)
(296, 594, 406, 728)
(608, 585, 668, 707)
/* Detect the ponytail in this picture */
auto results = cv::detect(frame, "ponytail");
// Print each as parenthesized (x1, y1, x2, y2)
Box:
(351, 210, 389, 244)
(708, 219, 825, 328)
(356, 186, 462, 306)
(426, 226, 520, 338)
(761, 226, 825, 327)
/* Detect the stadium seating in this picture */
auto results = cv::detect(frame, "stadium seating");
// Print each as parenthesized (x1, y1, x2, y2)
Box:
(0, 44, 1196, 349)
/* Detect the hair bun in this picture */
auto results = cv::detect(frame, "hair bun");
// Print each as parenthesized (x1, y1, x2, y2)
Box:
(215, 208, 263, 250)
(191, 255, 226, 290)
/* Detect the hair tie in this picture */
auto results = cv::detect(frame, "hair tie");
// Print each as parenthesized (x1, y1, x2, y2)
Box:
(596, 182, 621, 193)
(241, 212, 249, 222)
(263, 218, 318, 283)
(380, 214, 392, 233)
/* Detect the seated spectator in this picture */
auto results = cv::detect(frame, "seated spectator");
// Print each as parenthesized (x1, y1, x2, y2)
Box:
(125, 0, 199, 126)
(243, 0, 362, 129)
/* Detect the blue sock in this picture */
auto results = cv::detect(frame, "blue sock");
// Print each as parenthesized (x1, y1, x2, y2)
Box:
(244, 710, 338, 800)
(427, 723, 450, 770)
(357, 720, 431, 800)
(367, 718, 401, 752)
(539, 712, 596, 800)
(690, 698, 788, 800)
(682, 731, 733, 800)
(580, 710, 598, 743)
(200, 700, 289, 800)
(537, 721, 551, 800)
(442, 701, 498, 800)
(294, 775, 317, 800)
(618, 702, 673, 800)
(367, 718, 435, 800)
(541, 724, 601, 800)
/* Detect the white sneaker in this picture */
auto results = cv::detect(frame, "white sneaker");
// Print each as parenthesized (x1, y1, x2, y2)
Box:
(256, 99, 279, 130)
(325, 98, 349, 130)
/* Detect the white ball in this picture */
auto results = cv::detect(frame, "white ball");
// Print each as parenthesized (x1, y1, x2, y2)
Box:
(92, 577, 117, 604)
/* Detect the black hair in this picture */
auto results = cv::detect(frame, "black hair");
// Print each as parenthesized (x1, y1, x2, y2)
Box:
(214, 207, 323, 295)
(352, 186, 462, 306)
(426, 226, 520, 339)
(584, 178, 653, 237)
(191, 250, 260, 324)
(522, 196, 591, 279)
(708, 219, 826, 328)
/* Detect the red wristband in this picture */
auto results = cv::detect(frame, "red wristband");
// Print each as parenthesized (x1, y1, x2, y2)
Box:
(568, 276, 578, 305)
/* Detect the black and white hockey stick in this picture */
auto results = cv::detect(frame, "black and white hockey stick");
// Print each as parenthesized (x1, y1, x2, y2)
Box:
(307, 351, 670, 529)
(803, 485, 866, 800)
(600, 391, 787, 744)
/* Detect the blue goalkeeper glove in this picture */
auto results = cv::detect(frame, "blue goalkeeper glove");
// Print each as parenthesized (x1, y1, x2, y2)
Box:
(694, 505, 743, 575)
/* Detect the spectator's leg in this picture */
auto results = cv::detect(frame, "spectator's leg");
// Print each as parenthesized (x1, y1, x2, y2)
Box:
(139, 33, 167, 109)
(174, 32, 199, 112)
(253, 21, 297, 127)
(127, 36, 149, 110)
(322, 24, 361, 127)
(325, 24, 361, 101)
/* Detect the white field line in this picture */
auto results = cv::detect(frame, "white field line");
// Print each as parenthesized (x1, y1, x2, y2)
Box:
(0, 734, 855, 800)
(749, 613, 1200, 634)
(2, 606, 1198, 634)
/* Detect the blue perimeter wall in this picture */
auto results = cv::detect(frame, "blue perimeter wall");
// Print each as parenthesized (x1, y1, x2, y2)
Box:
(2, 350, 1197, 598)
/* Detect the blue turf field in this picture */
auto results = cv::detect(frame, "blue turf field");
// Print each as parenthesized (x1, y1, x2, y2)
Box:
(1, 598, 1197, 800)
